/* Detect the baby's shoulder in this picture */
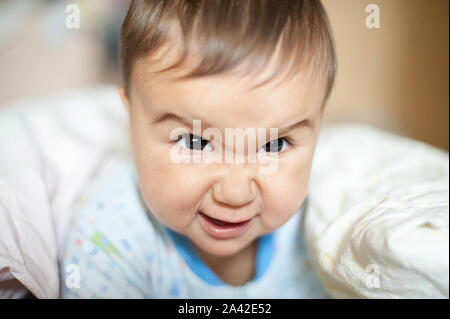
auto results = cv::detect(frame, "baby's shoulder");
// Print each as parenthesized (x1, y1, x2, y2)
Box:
(74, 160, 137, 211)
(69, 160, 161, 248)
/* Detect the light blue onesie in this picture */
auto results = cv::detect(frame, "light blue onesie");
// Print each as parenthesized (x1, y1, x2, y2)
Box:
(60, 161, 329, 298)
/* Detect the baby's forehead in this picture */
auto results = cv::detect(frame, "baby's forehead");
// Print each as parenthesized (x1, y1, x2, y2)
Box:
(136, 63, 324, 133)
(139, 58, 322, 98)
(131, 39, 327, 130)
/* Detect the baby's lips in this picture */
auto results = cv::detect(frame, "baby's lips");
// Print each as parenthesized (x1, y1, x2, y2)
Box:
(199, 212, 251, 226)
(198, 212, 253, 239)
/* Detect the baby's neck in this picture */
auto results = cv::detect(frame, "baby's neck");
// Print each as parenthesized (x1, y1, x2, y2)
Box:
(195, 240, 258, 286)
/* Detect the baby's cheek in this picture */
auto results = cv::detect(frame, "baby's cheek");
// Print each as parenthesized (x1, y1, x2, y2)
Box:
(150, 166, 206, 225)
(166, 177, 199, 212)
(260, 159, 310, 229)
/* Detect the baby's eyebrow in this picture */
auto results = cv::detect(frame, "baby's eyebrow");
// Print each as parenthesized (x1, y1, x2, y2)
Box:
(152, 112, 200, 128)
(152, 111, 312, 134)
(278, 118, 312, 135)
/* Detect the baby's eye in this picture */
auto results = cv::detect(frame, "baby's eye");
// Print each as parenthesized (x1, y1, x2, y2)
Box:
(176, 134, 212, 151)
(258, 138, 291, 153)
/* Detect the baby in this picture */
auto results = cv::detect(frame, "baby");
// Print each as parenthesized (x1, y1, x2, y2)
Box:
(61, 0, 336, 298)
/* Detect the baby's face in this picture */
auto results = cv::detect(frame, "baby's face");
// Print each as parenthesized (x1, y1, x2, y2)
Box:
(121, 56, 326, 258)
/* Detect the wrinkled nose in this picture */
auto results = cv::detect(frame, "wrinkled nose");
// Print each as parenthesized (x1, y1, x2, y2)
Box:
(212, 167, 257, 207)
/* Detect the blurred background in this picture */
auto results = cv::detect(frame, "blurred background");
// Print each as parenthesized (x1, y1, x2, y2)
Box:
(322, 0, 449, 151)
(0, 0, 448, 150)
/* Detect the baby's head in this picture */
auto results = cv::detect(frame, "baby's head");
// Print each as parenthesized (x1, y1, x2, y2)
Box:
(119, 0, 336, 258)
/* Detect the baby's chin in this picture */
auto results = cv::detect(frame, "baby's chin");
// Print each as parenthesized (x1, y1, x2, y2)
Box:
(188, 226, 259, 258)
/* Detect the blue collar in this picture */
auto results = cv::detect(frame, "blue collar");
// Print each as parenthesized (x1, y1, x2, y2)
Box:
(166, 228, 275, 286)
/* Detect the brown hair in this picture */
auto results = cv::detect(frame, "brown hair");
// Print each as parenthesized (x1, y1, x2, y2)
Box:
(120, 0, 336, 101)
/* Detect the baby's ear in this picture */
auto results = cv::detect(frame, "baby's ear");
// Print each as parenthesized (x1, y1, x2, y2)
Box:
(118, 87, 130, 112)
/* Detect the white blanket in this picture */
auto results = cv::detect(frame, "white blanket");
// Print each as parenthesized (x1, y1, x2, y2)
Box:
(305, 125, 449, 298)
(0, 87, 130, 298)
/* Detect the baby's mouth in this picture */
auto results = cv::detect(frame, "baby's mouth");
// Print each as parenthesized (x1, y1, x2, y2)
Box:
(198, 211, 253, 239)
(199, 212, 250, 226)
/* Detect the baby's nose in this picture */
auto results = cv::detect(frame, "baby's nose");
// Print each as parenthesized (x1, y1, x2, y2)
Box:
(212, 167, 257, 207)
